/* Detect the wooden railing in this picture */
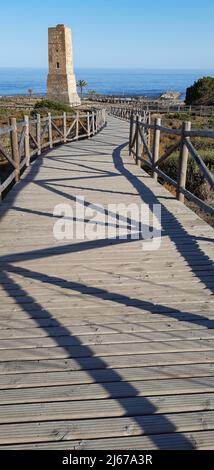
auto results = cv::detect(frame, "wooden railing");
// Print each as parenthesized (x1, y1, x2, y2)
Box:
(110, 103, 214, 117)
(111, 107, 214, 216)
(0, 108, 106, 200)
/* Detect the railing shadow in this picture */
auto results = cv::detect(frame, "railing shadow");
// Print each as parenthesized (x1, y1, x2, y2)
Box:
(112, 142, 214, 294)
(1, 267, 197, 449)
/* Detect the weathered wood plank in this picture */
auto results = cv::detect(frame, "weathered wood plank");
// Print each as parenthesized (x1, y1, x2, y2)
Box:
(0, 376, 213, 405)
(0, 318, 214, 338)
(1, 339, 214, 362)
(0, 410, 213, 444)
(0, 392, 214, 424)
(3, 430, 212, 450)
(0, 363, 213, 389)
(1, 351, 214, 375)
(1, 329, 214, 350)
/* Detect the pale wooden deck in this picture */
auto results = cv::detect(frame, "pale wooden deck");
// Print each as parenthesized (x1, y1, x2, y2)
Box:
(0, 115, 214, 449)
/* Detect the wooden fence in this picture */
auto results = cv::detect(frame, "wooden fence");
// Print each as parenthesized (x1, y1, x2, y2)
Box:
(110, 103, 214, 117)
(111, 107, 214, 216)
(0, 109, 106, 200)
(95, 99, 214, 116)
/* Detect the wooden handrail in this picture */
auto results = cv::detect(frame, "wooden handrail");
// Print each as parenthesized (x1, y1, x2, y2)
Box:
(108, 103, 214, 117)
(111, 106, 214, 217)
(0, 108, 107, 200)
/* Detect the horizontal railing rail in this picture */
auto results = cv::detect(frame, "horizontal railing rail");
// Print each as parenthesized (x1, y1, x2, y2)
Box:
(111, 107, 214, 217)
(0, 108, 106, 200)
(109, 103, 214, 117)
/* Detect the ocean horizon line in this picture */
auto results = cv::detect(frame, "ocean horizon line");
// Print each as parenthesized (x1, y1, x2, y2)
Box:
(1, 66, 214, 71)
(1, 68, 214, 98)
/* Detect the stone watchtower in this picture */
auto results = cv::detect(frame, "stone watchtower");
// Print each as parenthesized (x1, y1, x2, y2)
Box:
(47, 24, 80, 106)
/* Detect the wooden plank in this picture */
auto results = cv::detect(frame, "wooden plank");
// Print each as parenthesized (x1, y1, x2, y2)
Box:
(0, 295, 212, 311)
(0, 363, 213, 389)
(1, 304, 213, 321)
(0, 376, 213, 405)
(0, 170, 16, 192)
(154, 141, 180, 167)
(0, 351, 214, 376)
(0, 392, 214, 424)
(0, 410, 213, 444)
(0, 318, 213, 338)
(1, 328, 214, 351)
(4, 430, 213, 450)
(0, 142, 16, 168)
(51, 119, 64, 139)
(1, 338, 214, 362)
(138, 124, 153, 162)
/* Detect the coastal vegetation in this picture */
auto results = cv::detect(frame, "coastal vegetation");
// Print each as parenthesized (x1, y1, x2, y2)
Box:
(32, 99, 74, 116)
(87, 90, 97, 100)
(77, 80, 88, 98)
(0, 99, 75, 127)
(148, 112, 214, 223)
(185, 77, 214, 105)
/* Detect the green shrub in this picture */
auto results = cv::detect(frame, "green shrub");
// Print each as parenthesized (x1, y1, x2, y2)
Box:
(32, 99, 74, 116)
(185, 77, 214, 106)
(160, 153, 214, 199)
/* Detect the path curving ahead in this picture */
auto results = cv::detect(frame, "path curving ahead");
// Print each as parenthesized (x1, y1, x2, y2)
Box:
(0, 115, 214, 449)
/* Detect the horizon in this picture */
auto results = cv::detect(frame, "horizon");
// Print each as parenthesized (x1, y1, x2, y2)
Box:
(1, 67, 214, 71)
(1, 67, 214, 98)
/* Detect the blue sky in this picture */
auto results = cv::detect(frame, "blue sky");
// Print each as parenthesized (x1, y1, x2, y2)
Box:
(0, 0, 213, 69)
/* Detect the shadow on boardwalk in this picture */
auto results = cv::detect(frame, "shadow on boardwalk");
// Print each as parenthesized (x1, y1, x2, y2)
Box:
(1, 267, 197, 449)
(1, 127, 214, 448)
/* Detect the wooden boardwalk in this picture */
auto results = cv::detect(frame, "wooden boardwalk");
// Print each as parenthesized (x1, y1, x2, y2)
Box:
(0, 115, 214, 449)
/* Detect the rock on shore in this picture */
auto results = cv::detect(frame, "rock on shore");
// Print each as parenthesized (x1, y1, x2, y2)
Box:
(160, 91, 181, 100)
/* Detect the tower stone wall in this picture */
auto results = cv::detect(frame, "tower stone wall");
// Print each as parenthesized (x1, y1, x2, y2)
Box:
(47, 24, 80, 106)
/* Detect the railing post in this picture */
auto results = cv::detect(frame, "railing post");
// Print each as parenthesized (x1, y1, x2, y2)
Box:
(63, 112, 67, 143)
(135, 115, 139, 165)
(48, 113, 53, 149)
(92, 111, 95, 135)
(87, 112, 90, 138)
(36, 114, 41, 155)
(177, 121, 191, 203)
(152, 117, 161, 182)
(137, 116, 142, 166)
(95, 111, 98, 132)
(76, 111, 79, 139)
(129, 111, 134, 156)
(102, 109, 106, 127)
(24, 115, 30, 166)
(147, 112, 151, 150)
(10, 117, 20, 182)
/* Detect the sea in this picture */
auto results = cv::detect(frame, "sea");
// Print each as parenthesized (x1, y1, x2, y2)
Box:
(0, 68, 214, 100)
